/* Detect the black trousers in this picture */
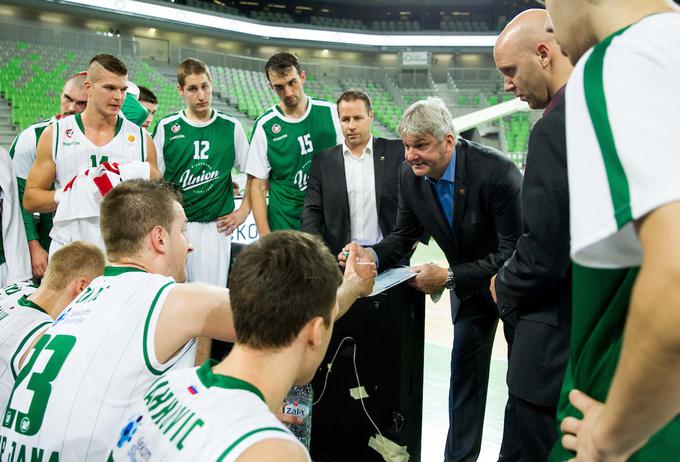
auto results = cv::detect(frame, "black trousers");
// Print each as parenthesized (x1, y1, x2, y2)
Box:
(444, 296, 519, 462)
(508, 394, 558, 462)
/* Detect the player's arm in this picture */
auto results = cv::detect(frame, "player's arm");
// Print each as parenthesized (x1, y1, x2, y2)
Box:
(154, 283, 236, 364)
(562, 202, 680, 460)
(248, 176, 270, 236)
(335, 242, 376, 319)
(216, 122, 251, 234)
(9, 131, 49, 277)
(24, 124, 58, 213)
(244, 122, 271, 235)
(237, 439, 308, 462)
(144, 132, 161, 179)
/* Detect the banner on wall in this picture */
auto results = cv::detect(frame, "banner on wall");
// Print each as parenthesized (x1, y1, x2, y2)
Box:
(401, 51, 430, 66)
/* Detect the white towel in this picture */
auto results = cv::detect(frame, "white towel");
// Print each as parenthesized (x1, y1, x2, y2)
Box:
(0, 147, 31, 285)
(50, 161, 150, 252)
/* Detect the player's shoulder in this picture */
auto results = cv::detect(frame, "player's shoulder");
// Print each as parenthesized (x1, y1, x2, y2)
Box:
(155, 111, 183, 128)
(309, 97, 335, 109)
(214, 110, 243, 127)
(253, 106, 279, 127)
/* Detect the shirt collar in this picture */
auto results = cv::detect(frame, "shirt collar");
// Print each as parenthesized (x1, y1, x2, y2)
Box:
(343, 135, 373, 159)
(544, 85, 566, 116)
(427, 148, 456, 185)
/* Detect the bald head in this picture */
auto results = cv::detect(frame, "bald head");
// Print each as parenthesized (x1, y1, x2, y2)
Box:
(495, 9, 555, 57)
(494, 8, 572, 110)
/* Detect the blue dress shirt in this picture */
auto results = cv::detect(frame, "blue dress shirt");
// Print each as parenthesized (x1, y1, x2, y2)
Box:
(426, 150, 456, 228)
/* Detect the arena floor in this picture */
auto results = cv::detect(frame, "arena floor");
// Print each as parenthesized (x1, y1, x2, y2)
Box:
(413, 243, 508, 462)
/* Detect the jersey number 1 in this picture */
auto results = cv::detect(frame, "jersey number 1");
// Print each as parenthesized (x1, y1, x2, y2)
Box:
(90, 154, 110, 167)
(3, 334, 76, 435)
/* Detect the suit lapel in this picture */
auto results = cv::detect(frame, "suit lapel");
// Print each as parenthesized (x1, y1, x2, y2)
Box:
(452, 140, 468, 241)
(372, 138, 386, 212)
(334, 146, 351, 223)
(420, 176, 456, 244)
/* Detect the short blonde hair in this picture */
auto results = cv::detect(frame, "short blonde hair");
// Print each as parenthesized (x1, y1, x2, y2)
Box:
(43, 241, 106, 290)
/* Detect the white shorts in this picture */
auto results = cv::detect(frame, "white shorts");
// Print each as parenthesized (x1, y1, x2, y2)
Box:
(186, 221, 231, 287)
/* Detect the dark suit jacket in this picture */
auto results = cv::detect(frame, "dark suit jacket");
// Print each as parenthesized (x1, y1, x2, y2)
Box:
(373, 138, 523, 321)
(494, 90, 571, 407)
(301, 137, 405, 258)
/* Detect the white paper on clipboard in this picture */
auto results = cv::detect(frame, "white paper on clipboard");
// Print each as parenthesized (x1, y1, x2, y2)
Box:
(364, 266, 416, 297)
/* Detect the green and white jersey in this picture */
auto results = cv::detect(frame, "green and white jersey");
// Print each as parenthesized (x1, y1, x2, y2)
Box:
(0, 267, 197, 462)
(0, 280, 46, 408)
(551, 12, 680, 461)
(108, 360, 309, 462)
(245, 98, 342, 231)
(153, 110, 249, 222)
(8, 118, 55, 246)
(52, 113, 147, 189)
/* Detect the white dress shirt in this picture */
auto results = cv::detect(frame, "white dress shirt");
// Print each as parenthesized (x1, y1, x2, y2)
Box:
(342, 136, 383, 246)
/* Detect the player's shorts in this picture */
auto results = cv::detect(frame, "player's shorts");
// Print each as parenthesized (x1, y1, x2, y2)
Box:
(186, 221, 231, 287)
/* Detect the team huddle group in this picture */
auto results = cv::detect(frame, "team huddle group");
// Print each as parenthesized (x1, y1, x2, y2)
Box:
(0, 0, 679, 461)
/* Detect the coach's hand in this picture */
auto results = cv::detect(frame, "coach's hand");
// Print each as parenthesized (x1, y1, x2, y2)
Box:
(409, 263, 447, 294)
(215, 207, 248, 235)
(344, 242, 377, 298)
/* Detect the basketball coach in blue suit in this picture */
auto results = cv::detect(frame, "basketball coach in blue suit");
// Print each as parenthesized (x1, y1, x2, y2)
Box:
(352, 97, 523, 462)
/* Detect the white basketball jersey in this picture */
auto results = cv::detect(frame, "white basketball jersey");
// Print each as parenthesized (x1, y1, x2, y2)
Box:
(108, 361, 310, 462)
(0, 280, 47, 409)
(0, 267, 196, 461)
(52, 113, 147, 188)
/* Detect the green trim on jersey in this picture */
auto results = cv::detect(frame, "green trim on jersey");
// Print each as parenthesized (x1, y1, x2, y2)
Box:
(75, 113, 124, 137)
(0, 228, 4, 266)
(583, 25, 633, 229)
(9, 120, 54, 245)
(216, 426, 289, 462)
(17, 295, 47, 314)
(103, 266, 148, 277)
(10, 321, 52, 379)
(139, 125, 145, 161)
(142, 281, 176, 375)
(196, 360, 266, 402)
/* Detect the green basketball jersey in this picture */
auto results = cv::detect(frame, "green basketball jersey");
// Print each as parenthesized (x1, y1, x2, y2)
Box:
(153, 110, 249, 223)
(8, 118, 54, 249)
(245, 98, 342, 231)
(550, 14, 680, 460)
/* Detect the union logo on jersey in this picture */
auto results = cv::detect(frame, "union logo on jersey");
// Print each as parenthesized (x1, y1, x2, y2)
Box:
(128, 134, 136, 143)
(65, 128, 73, 139)
(171, 123, 181, 134)
(272, 124, 281, 134)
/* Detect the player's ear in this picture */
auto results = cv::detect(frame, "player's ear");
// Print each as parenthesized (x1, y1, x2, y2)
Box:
(149, 225, 167, 253)
(74, 276, 89, 294)
(306, 317, 325, 349)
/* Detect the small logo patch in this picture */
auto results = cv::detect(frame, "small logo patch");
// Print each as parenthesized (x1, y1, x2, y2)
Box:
(187, 385, 199, 395)
(272, 124, 281, 134)
(117, 415, 143, 448)
(128, 135, 135, 142)
(171, 123, 181, 133)
(65, 128, 73, 139)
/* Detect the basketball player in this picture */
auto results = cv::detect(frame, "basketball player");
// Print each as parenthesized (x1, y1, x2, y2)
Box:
(138, 85, 158, 130)
(245, 52, 343, 234)
(154, 58, 250, 363)
(0, 179, 373, 461)
(108, 232, 375, 461)
(0, 241, 105, 406)
(22, 54, 160, 220)
(8, 72, 88, 278)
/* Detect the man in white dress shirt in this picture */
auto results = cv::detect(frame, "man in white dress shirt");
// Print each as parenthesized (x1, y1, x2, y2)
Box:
(301, 89, 406, 265)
